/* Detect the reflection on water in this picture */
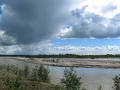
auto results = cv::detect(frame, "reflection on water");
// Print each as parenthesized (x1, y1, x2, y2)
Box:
(0, 57, 120, 90)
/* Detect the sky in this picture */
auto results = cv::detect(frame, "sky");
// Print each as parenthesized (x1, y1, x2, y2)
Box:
(0, 0, 120, 55)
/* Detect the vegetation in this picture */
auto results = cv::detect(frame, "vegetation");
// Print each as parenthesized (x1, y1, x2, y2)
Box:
(60, 67, 85, 90)
(0, 63, 56, 90)
(97, 85, 103, 90)
(113, 75, 120, 90)
(0, 63, 120, 90)
(1, 54, 120, 58)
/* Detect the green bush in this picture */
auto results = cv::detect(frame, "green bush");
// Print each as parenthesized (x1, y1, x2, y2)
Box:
(37, 65, 50, 83)
(97, 85, 103, 90)
(30, 65, 38, 81)
(29, 65, 50, 83)
(60, 67, 85, 90)
(23, 65, 30, 78)
(5, 75, 22, 90)
(113, 75, 120, 90)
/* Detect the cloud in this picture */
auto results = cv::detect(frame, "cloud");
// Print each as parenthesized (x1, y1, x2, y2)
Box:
(0, 30, 16, 45)
(0, 45, 16, 54)
(0, 0, 85, 45)
(52, 45, 120, 55)
(0, 0, 120, 45)
(54, 45, 74, 51)
(1, 43, 120, 55)
(101, 3, 117, 13)
(71, 5, 88, 18)
(86, 12, 105, 23)
(0, 0, 120, 55)
(56, 4, 120, 39)
(111, 13, 120, 23)
(14, 42, 54, 54)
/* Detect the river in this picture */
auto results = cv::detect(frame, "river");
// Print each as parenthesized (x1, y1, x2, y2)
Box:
(0, 57, 120, 90)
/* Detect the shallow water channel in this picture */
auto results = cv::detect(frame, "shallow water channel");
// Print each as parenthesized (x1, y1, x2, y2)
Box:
(0, 57, 120, 90)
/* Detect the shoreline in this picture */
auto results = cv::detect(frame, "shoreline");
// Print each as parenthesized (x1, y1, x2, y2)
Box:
(8, 57, 120, 69)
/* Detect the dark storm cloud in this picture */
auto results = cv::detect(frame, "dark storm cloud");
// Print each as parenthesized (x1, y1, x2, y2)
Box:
(0, 0, 83, 45)
(101, 3, 117, 13)
(1, 0, 120, 45)
(0, 0, 60, 44)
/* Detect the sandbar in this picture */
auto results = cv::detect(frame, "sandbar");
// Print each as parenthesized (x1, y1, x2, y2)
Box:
(8, 57, 120, 68)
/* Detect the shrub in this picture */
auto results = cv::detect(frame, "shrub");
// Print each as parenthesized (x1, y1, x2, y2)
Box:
(97, 85, 103, 90)
(37, 65, 50, 83)
(23, 65, 30, 78)
(113, 75, 120, 90)
(60, 67, 85, 90)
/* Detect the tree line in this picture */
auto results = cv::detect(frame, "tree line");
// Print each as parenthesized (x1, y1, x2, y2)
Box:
(1, 54, 120, 58)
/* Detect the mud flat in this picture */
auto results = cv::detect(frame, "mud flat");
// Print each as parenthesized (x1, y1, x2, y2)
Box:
(9, 57, 120, 68)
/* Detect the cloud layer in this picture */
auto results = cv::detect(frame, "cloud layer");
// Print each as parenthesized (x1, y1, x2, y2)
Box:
(0, 0, 120, 54)
(0, 0, 84, 45)
(57, 2, 120, 39)
(1, 0, 120, 45)
(1, 44, 120, 55)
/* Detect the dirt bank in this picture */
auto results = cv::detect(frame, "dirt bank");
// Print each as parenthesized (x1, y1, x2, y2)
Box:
(9, 57, 120, 68)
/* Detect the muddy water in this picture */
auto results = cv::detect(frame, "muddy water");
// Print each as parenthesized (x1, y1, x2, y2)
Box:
(0, 57, 120, 90)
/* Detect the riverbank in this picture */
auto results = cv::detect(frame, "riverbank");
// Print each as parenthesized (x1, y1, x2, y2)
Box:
(8, 57, 120, 68)
(0, 64, 59, 90)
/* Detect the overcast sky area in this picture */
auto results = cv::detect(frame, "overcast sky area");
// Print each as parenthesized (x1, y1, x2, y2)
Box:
(0, 0, 120, 55)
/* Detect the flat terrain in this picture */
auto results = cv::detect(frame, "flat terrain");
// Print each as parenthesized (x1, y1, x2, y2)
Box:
(9, 57, 120, 68)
